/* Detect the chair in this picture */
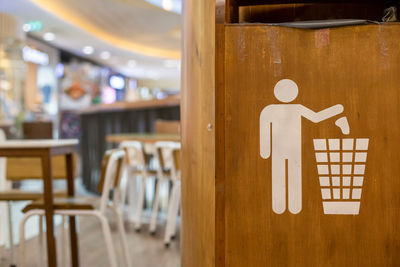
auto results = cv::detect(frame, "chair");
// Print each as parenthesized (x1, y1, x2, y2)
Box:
(23, 121, 53, 139)
(19, 149, 131, 267)
(160, 142, 181, 246)
(119, 141, 157, 231)
(149, 141, 181, 246)
(0, 129, 68, 267)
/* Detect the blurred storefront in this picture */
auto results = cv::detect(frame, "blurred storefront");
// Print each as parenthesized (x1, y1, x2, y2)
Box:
(23, 37, 60, 138)
(0, 13, 135, 140)
(58, 53, 131, 139)
(0, 13, 26, 137)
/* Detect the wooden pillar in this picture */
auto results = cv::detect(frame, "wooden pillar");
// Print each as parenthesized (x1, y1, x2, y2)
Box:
(181, 0, 216, 267)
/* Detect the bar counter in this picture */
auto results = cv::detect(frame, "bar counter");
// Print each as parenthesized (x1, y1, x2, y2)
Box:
(80, 97, 180, 193)
(80, 96, 180, 114)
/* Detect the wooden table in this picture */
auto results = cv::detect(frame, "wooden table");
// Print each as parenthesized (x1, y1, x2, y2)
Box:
(106, 133, 180, 144)
(0, 139, 79, 267)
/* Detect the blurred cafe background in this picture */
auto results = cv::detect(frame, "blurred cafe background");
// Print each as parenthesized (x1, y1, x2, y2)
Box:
(0, 0, 181, 266)
(3, 0, 400, 267)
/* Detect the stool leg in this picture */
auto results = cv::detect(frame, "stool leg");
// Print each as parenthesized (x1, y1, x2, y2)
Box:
(19, 211, 41, 267)
(134, 177, 146, 231)
(149, 178, 163, 234)
(7, 202, 15, 267)
(61, 215, 68, 267)
(120, 175, 128, 216)
(164, 183, 179, 246)
(97, 214, 117, 267)
(170, 186, 181, 238)
(127, 178, 135, 223)
(110, 206, 131, 267)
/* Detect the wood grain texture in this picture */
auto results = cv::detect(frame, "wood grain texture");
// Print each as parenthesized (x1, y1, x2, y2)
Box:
(222, 23, 400, 266)
(239, 3, 391, 23)
(215, 21, 226, 267)
(233, 0, 395, 6)
(181, 0, 216, 266)
(7, 155, 76, 180)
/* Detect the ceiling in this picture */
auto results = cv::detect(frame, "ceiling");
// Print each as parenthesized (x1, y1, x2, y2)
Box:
(0, 0, 182, 85)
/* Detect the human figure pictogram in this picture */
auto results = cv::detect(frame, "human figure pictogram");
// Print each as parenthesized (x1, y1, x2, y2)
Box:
(260, 79, 344, 214)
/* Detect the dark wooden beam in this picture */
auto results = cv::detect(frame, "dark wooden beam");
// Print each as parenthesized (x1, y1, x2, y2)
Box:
(235, 0, 397, 6)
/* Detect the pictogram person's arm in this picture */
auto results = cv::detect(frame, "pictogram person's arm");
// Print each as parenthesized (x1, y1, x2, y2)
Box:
(301, 104, 344, 123)
(260, 107, 272, 159)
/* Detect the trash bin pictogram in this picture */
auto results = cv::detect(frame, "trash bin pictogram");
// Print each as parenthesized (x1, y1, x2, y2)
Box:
(313, 138, 369, 215)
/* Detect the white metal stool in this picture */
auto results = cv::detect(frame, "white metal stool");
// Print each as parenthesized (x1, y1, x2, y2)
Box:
(149, 141, 181, 246)
(19, 149, 132, 267)
(119, 141, 157, 231)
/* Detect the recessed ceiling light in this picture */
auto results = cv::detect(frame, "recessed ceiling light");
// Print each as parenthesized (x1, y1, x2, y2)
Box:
(128, 60, 137, 68)
(83, 46, 94, 55)
(43, 32, 55, 41)
(100, 51, 111, 60)
(162, 0, 173, 11)
(22, 24, 31, 32)
(22, 21, 43, 32)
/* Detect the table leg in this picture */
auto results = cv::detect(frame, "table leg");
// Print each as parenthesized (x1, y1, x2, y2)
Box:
(42, 150, 57, 267)
(66, 153, 79, 267)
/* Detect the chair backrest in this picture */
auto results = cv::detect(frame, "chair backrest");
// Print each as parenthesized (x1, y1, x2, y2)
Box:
(23, 121, 53, 139)
(155, 141, 181, 180)
(119, 141, 147, 170)
(154, 120, 181, 135)
(97, 149, 126, 214)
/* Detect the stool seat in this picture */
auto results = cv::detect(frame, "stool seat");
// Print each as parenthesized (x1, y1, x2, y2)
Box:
(22, 197, 95, 213)
(0, 190, 67, 201)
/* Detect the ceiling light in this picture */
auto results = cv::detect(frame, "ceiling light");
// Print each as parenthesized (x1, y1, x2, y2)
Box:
(128, 60, 137, 68)
(100, 51, 111, 60)
(0, 80, 11, 91)
(162, 0, 173, 11)
(22, 21, 43, 32)
(43, 32, 55, 41)
(22, 24, 31, 32)
(83, 46, 94, 55)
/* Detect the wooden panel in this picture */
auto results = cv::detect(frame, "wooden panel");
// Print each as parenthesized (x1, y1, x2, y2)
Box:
(154, 120, 181, 134)
(234, 0, 394, 6)
(7, 155, 76, 180)
(181, 0, 216, 267)
(23, 121, 53, 139)
(227, 0, 394, 22)
(239, 3, 389, 23)
(223, 24, 400, 266)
